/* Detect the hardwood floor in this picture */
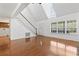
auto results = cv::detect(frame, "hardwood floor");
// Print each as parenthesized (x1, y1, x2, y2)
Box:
(0, 36, 79, 56)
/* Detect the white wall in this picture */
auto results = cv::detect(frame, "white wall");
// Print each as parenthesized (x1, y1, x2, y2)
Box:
(37, 12, 79, 41)
(10, 4, 40, 40)
(10, 18, 36, 40)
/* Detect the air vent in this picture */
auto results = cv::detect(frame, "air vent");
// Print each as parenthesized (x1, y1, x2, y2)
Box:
(25, 32, 30, 39)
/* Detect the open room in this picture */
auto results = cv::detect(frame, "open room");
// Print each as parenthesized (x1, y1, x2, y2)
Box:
(0, 3, 79, 56)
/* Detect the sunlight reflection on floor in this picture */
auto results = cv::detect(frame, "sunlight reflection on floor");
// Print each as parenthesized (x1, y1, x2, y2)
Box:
(50, 41, 77, 56)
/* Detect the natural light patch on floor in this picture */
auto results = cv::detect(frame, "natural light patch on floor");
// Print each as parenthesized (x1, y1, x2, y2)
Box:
(50, 41, 57, 47)
(49, 41, 77, 56)
(58, 42, 65, 48)
(66, 45, 77, 56)
(50, 41, 57, 55)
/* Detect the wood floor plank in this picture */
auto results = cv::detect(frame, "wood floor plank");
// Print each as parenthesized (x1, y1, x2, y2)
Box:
(0, 36, 79, 56)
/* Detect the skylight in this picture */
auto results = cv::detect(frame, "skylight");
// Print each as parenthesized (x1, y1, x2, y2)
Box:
(41, 3, 56, 18)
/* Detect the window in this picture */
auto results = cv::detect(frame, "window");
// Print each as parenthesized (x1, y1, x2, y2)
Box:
(51, 20, 76, 34)
(41, 3, 56, 18)
(51, 22, 57, 33)
(67, 20, 76, 33)
(58, 21, 65, 33)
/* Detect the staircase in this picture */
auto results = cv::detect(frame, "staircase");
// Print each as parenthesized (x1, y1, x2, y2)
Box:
(14, 4, 38, 39)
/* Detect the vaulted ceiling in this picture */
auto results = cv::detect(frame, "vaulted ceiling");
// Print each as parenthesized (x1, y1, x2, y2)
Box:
(21, 3, 79, 22)
(0, 3, 79, 22)
(53, 3, 79, 17)
(26, 4, 48, 21)
(0, 3, 18, 18)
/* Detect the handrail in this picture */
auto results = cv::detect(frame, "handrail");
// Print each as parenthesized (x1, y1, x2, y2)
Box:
(17, 11, 37, 35)
(17, 17, 36, 35)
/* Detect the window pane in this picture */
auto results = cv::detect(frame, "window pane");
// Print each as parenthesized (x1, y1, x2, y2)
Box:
(58, 21, 65, 33)
(51, 22, 57, 33)
(42, 3, 56, 18)
(67, 20, 76, 33)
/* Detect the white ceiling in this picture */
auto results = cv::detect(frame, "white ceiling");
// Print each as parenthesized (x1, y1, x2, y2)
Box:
(0, 3, 79, 22)
(23, 3, 79, 22)
(0, 3, 18, 18)
(53, 3, 79, 17)
(27, 4, 48, 21)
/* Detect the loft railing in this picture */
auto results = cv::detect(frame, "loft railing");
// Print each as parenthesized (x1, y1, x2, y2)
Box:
(17, 11, 37, 36)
